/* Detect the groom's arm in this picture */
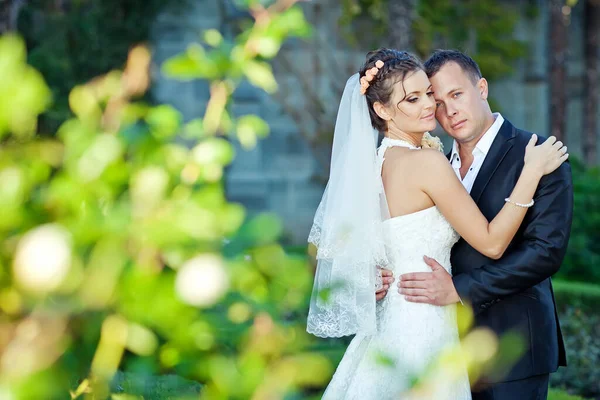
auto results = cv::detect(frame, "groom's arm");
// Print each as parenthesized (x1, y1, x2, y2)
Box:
(452, 162, 573, 314)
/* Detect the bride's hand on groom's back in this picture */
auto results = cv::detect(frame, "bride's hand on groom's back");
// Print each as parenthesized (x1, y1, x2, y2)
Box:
(375, 268, 394, 301)
(524, 134, 569, 177)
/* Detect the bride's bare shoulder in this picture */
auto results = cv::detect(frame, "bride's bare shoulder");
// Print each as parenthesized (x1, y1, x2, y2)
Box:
(382, 148, 451, 188)
(418, 148, 450, 163)
(384, 147, 449, 172)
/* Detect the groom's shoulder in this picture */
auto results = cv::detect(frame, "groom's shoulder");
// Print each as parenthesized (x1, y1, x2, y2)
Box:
(503, 120, 549, 149)
(506, 120, 572, 180)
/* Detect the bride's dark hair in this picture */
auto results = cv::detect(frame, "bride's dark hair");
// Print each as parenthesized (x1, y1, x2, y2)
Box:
(359, 48, 424, 132)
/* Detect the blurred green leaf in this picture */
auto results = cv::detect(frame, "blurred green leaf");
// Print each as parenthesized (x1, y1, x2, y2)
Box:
(192, 138, 235, 166)
(240, 213, 283, 245)
(69, 85, 101, 123)
(0, 34, 51, 139)
(145, 104, 182, 139)
(236, 114, 270, 149)
(182, 118, 205, 139)
(243, 60, 277, 93)
(273, 6, 313, 38)
(162, 44, 219, 80)
(204, 29, 224, 48)
(255, 37, 281, 58)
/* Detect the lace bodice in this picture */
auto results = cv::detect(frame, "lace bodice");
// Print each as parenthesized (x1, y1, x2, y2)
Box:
(383, 207, 459, 275)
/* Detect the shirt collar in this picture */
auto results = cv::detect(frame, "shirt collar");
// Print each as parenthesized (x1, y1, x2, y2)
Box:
(450, 139, 461, 165)
(450, 113, 504, 164)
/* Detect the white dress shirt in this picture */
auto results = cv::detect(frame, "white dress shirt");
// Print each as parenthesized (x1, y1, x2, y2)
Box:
(450, 113, 505, 193)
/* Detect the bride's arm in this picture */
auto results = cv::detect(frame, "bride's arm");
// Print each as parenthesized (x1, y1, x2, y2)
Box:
(416, 135, 567, 260)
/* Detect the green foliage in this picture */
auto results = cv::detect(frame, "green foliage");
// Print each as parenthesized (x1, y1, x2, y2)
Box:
(339, 0, 388, 40)
(550, 280, 600, 398)
(0, 2, 317, 398)
(340, 0, 387, 25)
(0, 35, 51, 139)
(413, 0, 527, 80)
(18, 0, 187, 133)
(553, 279, 600, 311)
(556, 158, 600, 282)
(339, 0, 527, 82)
(551, 305, 600, 398)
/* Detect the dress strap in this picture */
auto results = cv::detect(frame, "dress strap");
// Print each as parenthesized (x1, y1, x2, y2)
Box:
(376, 137, 421, 178)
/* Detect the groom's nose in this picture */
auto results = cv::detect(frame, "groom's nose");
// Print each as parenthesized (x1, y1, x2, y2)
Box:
(445, 103, 458, 118)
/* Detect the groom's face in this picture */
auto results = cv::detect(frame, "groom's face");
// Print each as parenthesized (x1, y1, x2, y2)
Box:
(429, 62, 489, 143)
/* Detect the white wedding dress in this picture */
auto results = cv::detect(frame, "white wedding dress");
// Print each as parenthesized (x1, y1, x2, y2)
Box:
(321, 138, 472, 400)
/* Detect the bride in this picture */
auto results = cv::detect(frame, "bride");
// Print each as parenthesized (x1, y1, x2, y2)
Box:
(307, 48, 568, 400)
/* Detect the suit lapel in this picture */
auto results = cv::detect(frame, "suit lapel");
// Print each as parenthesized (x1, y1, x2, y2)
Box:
(469, 120, 516, 204)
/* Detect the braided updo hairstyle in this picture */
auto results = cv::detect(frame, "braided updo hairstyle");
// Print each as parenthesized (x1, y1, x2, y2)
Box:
(358, 48, 424, 132)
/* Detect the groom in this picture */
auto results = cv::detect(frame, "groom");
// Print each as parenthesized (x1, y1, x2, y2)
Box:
(377, 50, 573, 399)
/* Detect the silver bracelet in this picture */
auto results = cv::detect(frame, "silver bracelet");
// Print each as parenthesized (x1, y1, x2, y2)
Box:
(504, 197, 535, 208)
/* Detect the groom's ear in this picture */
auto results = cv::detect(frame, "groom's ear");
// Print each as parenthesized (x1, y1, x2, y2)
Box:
(477, 78, 489, 100)
(373, 101, 392, 121)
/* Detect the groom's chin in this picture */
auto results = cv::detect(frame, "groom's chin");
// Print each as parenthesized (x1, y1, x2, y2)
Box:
(445, 128, 478, 143)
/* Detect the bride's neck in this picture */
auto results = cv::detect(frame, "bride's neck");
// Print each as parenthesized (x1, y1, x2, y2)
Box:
(385, 125, 424, 147)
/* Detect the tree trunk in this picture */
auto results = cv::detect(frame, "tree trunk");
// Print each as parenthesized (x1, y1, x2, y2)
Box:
(0, 0, 26, 34)
(548, 0, 569, 142)
(583, 0, 600, 165)
(386, 0, 417, 50)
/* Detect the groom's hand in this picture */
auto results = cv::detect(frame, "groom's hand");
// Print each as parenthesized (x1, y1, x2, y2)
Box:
(398, 256, 460, 306)
(376, 268, 395, 301)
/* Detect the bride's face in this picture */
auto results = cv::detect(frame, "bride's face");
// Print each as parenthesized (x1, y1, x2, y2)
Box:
(374, 69, 437, 134)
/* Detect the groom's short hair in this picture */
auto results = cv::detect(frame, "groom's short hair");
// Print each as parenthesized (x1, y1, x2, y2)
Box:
(424, 50, 482, 85)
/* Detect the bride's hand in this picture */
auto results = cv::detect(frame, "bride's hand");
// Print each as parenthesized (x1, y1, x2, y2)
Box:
(524, 134, 569, 177)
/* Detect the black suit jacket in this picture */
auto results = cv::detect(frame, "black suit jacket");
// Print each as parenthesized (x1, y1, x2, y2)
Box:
(449, 119, 572, 382)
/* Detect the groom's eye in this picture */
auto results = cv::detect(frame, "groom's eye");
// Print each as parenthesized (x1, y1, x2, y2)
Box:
(453, 92, 462, 98)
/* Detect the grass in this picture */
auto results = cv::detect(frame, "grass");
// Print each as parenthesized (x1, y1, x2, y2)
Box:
(548, 388, 589, 400)
(110, 372, 201, 400)
(108, 372, 589, 400)
(553, 279, 600, 298)
(553, 279, 600, 311)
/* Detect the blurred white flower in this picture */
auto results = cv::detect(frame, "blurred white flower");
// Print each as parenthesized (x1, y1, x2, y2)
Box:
(175, 254, 228, 307)
(131, 166, 169, 216)
(13, 224, 72, 293)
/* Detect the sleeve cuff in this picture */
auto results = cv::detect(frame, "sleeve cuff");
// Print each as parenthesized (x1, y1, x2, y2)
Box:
(452, 273, 472, 307)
